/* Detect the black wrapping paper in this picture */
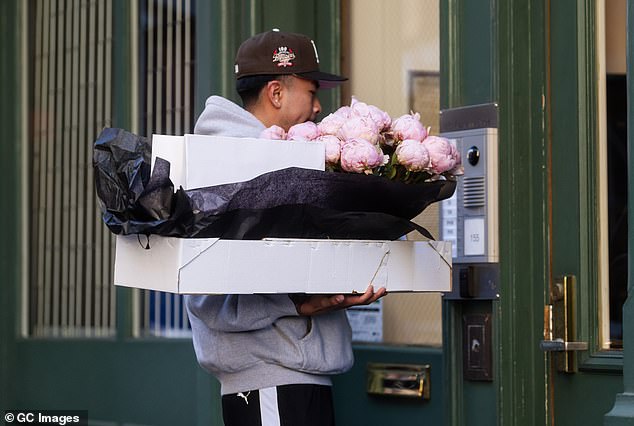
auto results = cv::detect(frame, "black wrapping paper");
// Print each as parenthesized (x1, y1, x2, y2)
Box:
(93, 128, 456, 241)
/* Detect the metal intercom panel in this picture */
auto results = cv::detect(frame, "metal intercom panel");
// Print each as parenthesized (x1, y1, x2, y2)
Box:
(439, 103, 499, 265)
(441, 127, 498, 264)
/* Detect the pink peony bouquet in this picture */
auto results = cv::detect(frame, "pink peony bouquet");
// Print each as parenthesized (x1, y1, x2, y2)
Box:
(260, 97, 463, 184)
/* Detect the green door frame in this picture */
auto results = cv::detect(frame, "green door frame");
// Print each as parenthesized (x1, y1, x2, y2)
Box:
(441, 0, 548, 424)
(441, 0, 505, 423)
(0, 0, 21, 410)
(548, 1, 625, 424)
(605, 0, 634, 422)
(497, 1, 550, 424)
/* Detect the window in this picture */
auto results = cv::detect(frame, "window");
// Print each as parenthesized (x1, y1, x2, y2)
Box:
(26, 0, 115, 338)
(599, 0, 627, 349)
(134, 0, 196, 337)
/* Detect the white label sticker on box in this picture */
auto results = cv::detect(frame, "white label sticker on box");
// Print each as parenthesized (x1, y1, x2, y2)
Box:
(464, 217, 485, 256)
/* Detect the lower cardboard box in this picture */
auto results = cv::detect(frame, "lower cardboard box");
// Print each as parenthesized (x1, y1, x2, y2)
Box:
(114, 235, 452, 294)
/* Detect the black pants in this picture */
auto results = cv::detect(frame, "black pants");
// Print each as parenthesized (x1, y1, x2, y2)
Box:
(221, 384, 335, 426)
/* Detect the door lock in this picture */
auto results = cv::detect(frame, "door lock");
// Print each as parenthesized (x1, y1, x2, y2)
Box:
(539, 275, 588, 372)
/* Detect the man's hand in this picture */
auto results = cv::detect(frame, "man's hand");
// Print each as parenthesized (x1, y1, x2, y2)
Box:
(291, 285, 387, 316)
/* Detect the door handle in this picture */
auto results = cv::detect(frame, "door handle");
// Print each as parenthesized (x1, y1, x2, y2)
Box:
(539, 275, 588, 372)
(540, 338, 588, 352)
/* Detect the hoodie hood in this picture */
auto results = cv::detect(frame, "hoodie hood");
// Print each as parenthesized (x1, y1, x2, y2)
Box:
(193, 95, 266, 138)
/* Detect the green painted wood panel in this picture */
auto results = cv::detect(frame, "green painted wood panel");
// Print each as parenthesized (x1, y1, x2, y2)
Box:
(441, 0, 496, 109)
(554, 374, 622, 426)
(443, 300, 497, 426)
(605, 1, 634, 422)
(441, 1, 503, 425)
(496, 0, 550, 424)
(549, 1, 624, 424)
(11, 341, 214, 425)
(0, 0, 21, 412)
(332, 346, 445, 425)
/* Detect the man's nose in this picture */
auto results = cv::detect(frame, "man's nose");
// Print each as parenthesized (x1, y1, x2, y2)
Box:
(313, 98, 322, 116)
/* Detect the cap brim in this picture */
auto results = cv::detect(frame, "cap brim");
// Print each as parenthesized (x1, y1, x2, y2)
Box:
(296, 71, 348, 89)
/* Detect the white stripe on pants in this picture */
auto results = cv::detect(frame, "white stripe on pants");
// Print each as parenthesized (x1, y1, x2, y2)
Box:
(259, 387, 281, 426)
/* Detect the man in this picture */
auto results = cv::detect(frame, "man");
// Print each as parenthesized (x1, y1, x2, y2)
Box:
(185, 29, 386, 426)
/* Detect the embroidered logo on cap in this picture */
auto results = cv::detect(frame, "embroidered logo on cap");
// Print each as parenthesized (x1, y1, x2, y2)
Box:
(272, 46, 295, 67)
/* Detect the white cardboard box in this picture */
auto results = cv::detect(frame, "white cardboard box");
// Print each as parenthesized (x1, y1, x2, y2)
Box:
(151, 133, 326, 188)
(114, 236, 452, 294)
(113, 134, 452, 294)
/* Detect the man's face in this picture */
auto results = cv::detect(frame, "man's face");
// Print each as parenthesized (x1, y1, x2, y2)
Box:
(278, 76, 321, 130)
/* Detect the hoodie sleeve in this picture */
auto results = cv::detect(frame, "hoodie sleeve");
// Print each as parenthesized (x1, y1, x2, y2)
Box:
(185, 294, 299, 332)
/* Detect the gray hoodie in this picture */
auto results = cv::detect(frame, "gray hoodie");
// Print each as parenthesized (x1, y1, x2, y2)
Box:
(185, 96, 354, 395)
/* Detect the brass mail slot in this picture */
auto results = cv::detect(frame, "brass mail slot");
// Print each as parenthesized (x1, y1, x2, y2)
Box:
(366, 363, 431, 399)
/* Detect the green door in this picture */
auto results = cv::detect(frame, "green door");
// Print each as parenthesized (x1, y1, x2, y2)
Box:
(498, 0, 628, 424)
(548, 1, 626, 424)
(441, 0, 631, 424)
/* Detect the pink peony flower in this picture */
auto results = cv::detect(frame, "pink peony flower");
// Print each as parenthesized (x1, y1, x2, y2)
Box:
(334, 105, 352, 119)
(422, 135, 459, 174)
(259, 125, 287, 140)
(317, 113, 347, 136)
(287, 121, 320, 141)
(350, 96, 392, 131)
(448, 148, 464, 176)
(391, 112, 428, 142)
(395, 139, 430, 172)
(338, 116, 381, 145)
(340, 138, 388, 174)
(316, 135, 343, 166)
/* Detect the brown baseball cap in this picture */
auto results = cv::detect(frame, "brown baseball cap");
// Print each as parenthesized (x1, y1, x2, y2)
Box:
(234, 29, 347, 89)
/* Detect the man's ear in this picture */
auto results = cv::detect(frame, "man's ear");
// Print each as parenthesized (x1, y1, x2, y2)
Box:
(265, 80, 283, 109)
